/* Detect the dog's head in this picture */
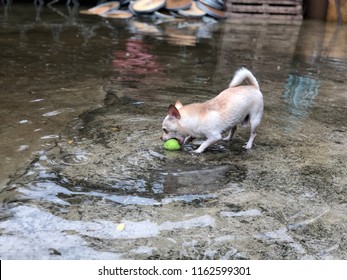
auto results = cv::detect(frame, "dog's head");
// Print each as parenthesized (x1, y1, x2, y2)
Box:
(161, 101, 185, 144)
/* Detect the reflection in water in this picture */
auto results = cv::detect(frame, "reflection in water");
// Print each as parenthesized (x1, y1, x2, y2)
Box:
(0, 205, 216, 259)
(14, 149, 223, 207)
(0, 205, 123, 259)
(283, 75, 319, 131)
(0, 4, 116, 185)
(113, 38, 162, 81)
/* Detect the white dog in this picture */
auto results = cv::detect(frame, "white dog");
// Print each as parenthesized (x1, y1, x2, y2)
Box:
(161, 68, 264, 153)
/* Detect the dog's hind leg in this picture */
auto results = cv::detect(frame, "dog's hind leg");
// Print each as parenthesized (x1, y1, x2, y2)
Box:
(243, 115, 261, 149)
(241, 115, 249, 128)
(223, 126, 237, 141)
(244, 130, 256, 150)
(192, 133, 222, 153)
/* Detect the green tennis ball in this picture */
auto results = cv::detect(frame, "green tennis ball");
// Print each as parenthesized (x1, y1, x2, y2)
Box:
(163, 138, 181, 151)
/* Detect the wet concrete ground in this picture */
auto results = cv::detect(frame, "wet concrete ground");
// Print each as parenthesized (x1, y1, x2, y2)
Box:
(0, 4, 347, 259)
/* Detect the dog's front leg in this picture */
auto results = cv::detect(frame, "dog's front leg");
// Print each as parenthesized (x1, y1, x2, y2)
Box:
(191, 136, 221, 153)
(223, 126, 237, 141)
(183, 135, 194, 144)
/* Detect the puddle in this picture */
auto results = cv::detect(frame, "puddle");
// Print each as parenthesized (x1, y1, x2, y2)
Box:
(1, 3, 347, 260)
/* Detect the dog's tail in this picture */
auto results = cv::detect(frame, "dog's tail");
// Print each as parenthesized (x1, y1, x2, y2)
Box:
(229, 67, 259, 90)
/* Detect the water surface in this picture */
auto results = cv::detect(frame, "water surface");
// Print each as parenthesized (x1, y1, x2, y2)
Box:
(0, 3, 346, 259)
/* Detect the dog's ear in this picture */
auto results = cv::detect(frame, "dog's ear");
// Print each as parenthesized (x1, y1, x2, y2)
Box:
(175, 100, 183, 110)
(168, 104, 181, 119)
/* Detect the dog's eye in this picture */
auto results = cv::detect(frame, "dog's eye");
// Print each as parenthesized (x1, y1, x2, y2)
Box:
(163, 128, 168, 134)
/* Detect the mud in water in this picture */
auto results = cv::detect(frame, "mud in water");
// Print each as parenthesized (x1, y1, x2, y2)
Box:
(0, 4, 347, 259)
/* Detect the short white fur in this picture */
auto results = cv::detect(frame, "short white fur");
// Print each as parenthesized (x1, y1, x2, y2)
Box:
(161, 67, 264, 153)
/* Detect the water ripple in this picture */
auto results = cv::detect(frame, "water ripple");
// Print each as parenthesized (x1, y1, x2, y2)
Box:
(60, 153, 91, 166)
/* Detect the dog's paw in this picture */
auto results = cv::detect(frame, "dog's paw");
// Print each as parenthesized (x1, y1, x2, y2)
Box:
(243, 143, 253, 149)
(190, 149, 203, 154)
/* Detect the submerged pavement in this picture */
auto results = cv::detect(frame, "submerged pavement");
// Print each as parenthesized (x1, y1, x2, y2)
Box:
(0, 4, 346, 259)
(2, 81, 346, 259)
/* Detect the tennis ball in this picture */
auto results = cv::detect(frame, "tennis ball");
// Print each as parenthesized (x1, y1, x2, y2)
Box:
(163, 138, 181, 151)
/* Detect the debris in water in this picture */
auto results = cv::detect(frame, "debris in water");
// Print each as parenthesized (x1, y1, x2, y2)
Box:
(80, 0, 227, 20)
(116, 223, 126, 231)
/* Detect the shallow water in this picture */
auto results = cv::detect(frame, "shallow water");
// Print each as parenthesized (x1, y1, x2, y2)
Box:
(0, 3, 347, 259)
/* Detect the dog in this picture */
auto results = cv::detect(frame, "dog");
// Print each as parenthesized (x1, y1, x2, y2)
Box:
(161, 67, 264, 153)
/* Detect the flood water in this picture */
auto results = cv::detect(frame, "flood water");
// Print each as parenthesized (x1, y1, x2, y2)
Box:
(0, 3, 346, 259)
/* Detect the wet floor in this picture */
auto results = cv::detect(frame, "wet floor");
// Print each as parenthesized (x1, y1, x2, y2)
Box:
(0, 3, 347, 259)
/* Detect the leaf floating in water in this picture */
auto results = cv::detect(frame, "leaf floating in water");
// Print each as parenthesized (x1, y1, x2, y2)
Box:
(43, 110, 62, 117)
(116, 223, 126, 231)
(41, 135, 59, 140)
(30, 98, 44, 103)
(17, 145, 29, 152)
(60, 153, 91, 166)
